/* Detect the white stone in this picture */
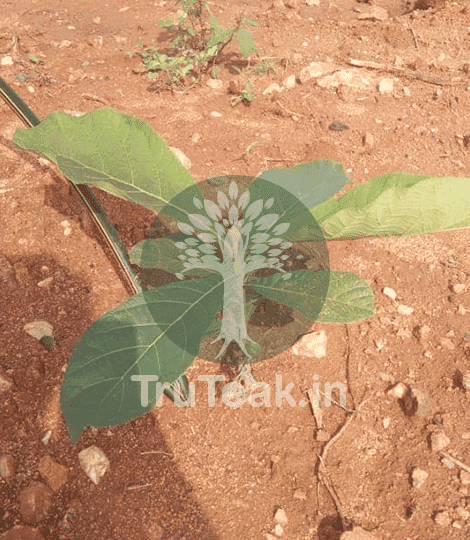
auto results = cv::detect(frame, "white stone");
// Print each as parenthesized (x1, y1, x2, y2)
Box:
(451, 283, 466, 294)
(291, 330, 326, 358)
(340, 526, 382, 540)
(283, 74, 296, 89)
(434, 511, 451, 527)
(169, 147, 192, 170)
(357, 6, 389, 21)
(78, 446, 110, 484)
(298, 61, 338, 84)
(382, 287, 396, 300)
(412, 468, 429, 488)
(430, 432, 450, 452)
(263, 83, 283, 95)
(386, 382, 407, 399)
(210, 111, 222, 117)
(460, 470, 470, 485)
(1, 56, 14, 66)
(274, 523, 284, 537)
(274, 508, 288, 525)
(206, 78, 224, 91)
(378, 78, 394, 94)
(463, 372, 470, 391)
(397, 304, 413, 315)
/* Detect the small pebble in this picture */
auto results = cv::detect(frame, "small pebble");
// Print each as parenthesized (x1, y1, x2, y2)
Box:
(378, 78, 394, 94)
(382, 286, 397, 300)
(0, 455, 15, 478)
(1, 55, 14, 66)
(462, 372, 470, 391)
(412, 468, 429, 488)
(460, 470, 470, 485)
(434, 510, 451, 527)
(210, 111, 222, 117)
(430, 432, 450, 452)
(274, 508, 288, 526)
(37, 277, 53, 289)
(293, 489, 307, 500)
(452, 283, 466, 294)
(274, 523, 284, 537)
(397, 304, 413, 315)
(387, 382, 407, 399)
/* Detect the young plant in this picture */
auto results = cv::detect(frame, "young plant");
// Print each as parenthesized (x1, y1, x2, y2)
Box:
(12, 108, 470, 444)
(133, 0, 258, 90)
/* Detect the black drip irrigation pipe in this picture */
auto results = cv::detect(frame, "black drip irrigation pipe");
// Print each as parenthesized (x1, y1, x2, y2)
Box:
(0, 76, 142, 295)
(0, 76, 193, 402)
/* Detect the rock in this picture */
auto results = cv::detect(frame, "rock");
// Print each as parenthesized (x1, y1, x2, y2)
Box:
(274, 523, 284, 537)
(430, 432, 450, 452)
(460, 470, 470, 485)
(451, 283, 466, 294)
(37, 277, 53, 289)
(283, 74, 296, 89)
(0, 369, 13, 393)
(0, 525, 45, 540)
(357, 6, 389, 21)
(386, 382, 407, 399)
(93, 16, 101, 24)
(340, 526, 382, 539)
(378, 78, 394, 94)
(455, 506, 470, 520)
(462, 372, 470, 391)
(19, 482, 52, 524)
(374, 338, 385, 351)
(169, 147, 192, 170)
(272, 0, 286, 10)
(317, 70, 372, 91)
(412, 325, 431, 341)
(411, 468, 429, 488)
(377, 370, 395, 383)
(210, 111, 222, 118)
(38, 455, 68, 491)
(434, 510, 452, 527)
(293, 489, 307, 500)
(397, 304, 413, 315)
(206, 78, 224, 91)
(382, 286, 396, 300)
(0, 455, 15, 478)
(291, 330, 326, 358)
(299, 61, 338, 84)
(1, 56, 14, 66)
(274, 508, 288, 525)
(78, 446, 110, 484)
(263, 83, 283, 95)
(363, 132, 375, 147)
(440, 337, 455, 350)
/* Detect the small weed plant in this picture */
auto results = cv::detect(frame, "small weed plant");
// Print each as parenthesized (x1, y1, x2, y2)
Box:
(12, 108, 470, 444)
(133, 0, 258, 90)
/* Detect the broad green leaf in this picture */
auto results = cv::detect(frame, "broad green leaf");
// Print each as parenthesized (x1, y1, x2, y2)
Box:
(258, 160, 349, 211)
(312, 172, 470, 240)
(249, 270, 374, 324)
(248, 176, 329, 246)
(236, 28, 257, 57)
(12, 108, 197, 216)
(129, 237, 213, 277)
(61, 275, 224, 445)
